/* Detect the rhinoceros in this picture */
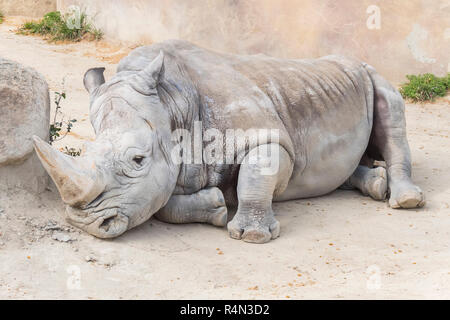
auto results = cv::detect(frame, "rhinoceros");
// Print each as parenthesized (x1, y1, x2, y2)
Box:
(33, 40, 425, 243)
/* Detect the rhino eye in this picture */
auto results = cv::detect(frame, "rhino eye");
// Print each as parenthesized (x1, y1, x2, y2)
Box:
(133, 156, 145, 166)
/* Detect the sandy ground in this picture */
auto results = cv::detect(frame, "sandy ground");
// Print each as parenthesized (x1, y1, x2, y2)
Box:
(0, 17, 449, 300)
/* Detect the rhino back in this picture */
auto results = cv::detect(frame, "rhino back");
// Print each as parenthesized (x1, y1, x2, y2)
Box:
(118, 40, 373, 141)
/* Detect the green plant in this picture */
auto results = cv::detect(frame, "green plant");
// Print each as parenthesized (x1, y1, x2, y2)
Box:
(90, 27, 104, 41)
(443, 73, 450, 89)
(62, 146, 82, 157)
(400, 73, 450, 102)
(49, 89, 81, 157)
(49, 89, 78, 150)
(0, 10, 4, 24)
(18, 9, 102, 42)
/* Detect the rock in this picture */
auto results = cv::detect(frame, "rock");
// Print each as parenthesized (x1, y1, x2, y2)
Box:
(44, 220, 61, 231)
(0, 57, 50, 193)
(85, 255, 97, 263)
(51, 232, 74, 242)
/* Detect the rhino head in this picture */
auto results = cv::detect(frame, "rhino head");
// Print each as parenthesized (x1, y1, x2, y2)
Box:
(33, 52, 180, 238)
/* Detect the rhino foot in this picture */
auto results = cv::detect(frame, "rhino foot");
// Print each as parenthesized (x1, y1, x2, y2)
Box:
(227, 210, 280, 244)
(155, 187, 228, 226)
(206, 204, 228, 227)
(364, 167, 388, 201)
(346, 165, 388, 201)
(201, 187, 228, 227)
(389, 181, 425, 209)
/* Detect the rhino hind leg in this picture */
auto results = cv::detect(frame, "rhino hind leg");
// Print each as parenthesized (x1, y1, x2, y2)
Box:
(366, 67, 425, 209)
(227, 144, 293, 244)
(155, 187, 228, 227)
(342, 165, 388, 200)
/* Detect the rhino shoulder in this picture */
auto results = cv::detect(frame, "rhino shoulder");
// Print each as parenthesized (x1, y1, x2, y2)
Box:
(117, 40, 199, 73)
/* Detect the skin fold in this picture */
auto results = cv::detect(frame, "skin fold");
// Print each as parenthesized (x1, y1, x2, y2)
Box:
(33, 40, 425, 243)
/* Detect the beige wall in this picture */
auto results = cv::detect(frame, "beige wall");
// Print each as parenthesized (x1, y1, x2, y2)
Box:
(52, 0, 449, 83)
(0, 0, 56, 17)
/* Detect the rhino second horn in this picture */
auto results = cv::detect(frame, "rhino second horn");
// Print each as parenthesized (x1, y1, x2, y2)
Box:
(32, 136, 105, 207)
(139, 50, 164, 86)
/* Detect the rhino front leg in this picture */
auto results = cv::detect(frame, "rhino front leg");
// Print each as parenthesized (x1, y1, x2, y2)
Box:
(155, 187, 228, 227)
(227, 144, 293, 244)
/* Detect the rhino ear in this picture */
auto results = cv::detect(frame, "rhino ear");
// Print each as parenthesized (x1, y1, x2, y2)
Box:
(83, 67, 106, 94)
(139, 51, 164, 87)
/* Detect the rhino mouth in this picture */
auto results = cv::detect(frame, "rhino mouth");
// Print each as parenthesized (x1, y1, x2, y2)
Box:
(66, 206, 129, 238)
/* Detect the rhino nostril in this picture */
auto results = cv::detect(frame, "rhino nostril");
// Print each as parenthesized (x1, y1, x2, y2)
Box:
(99, 215, 117, 232)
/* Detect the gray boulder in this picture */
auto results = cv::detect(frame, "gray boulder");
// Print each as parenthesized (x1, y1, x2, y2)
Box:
(0, 58, 50, 193)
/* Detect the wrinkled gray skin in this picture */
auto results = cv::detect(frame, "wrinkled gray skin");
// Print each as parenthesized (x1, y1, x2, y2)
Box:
(33, 40, 425, 243)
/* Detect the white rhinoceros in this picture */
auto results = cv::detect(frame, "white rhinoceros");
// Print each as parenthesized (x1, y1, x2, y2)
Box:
(33, 40, 425, 243)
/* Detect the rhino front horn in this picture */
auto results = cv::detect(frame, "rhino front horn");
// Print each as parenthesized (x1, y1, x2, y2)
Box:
(32, 136, 105, 207)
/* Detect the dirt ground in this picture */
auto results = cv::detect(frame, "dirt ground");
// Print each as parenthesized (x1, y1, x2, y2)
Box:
(0, 17, 449, 299)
